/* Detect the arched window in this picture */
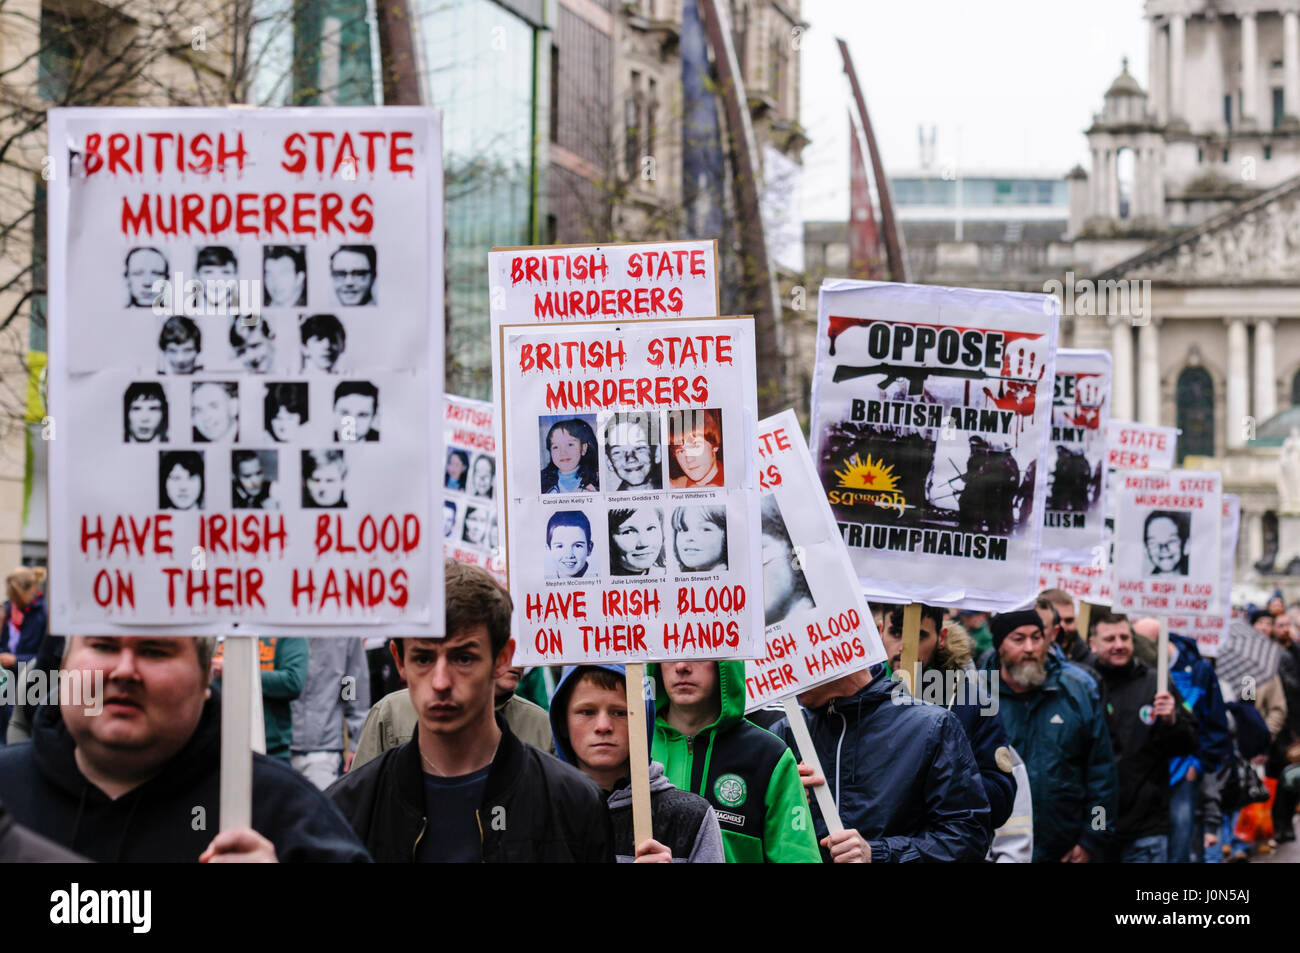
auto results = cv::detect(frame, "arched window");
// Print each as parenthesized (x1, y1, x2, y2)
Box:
(1258, 511, 1279, 574)
(1176, 366, 1215, 462)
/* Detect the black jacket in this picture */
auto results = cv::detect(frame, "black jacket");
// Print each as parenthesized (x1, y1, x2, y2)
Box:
(327, 717, 613, 862)
(0, 698, 371, 863)
(1097, 659, 1198, 846)
(0, 800, 85, 862)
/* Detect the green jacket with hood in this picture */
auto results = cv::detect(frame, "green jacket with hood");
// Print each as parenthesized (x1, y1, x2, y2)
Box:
(649, 660, 821, 863)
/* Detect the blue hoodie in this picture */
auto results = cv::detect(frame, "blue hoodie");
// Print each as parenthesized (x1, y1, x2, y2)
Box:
(1168, 633, 1231, 783)
(548, 664, 724, 863)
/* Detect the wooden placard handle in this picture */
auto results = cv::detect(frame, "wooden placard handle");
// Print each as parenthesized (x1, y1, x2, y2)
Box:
(219, 635, 256, 832)
(624, 663, 654, 849)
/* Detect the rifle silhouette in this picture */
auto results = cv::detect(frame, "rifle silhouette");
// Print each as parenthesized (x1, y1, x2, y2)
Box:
(832, 362, 989, 396)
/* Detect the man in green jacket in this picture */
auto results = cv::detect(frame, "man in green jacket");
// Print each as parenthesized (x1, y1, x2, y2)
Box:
(648, 659, 820, 863)
(213, 636, 309, 762)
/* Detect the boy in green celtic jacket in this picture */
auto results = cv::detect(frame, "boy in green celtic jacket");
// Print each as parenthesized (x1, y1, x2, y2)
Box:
(648, 659, 820, 863)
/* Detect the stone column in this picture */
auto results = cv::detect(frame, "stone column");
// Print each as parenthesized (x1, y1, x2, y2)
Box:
(1138, 319, 1161, 425)
(1242, 12, 1260, 127)
(1169, 12, 1187, 123)
(1227, 318, 1250, 449)
(1286, 9, 1300, 125)
(1111, 318, 1135, 421)
(1150, 20, 1167, 123)
(1254, 317, 1277, 422)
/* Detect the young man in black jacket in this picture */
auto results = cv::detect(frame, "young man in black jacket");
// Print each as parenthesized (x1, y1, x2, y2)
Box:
(0, 635, 369, 863)
(1090, 610, 1198, 862)
(328, 559, 612, 862)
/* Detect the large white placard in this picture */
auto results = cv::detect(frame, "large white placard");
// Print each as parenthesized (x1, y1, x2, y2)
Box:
(1114, 470, 1222, 616)
(1107, 421, 1178, 471)
(744, 410, 885, 710)
(47, 108, 444, 635)
(1042, 349, 1110, 561)
(1165, 494, 1239, 657)
(501, 318, 762, 664)
(810, 279, 1059, 611)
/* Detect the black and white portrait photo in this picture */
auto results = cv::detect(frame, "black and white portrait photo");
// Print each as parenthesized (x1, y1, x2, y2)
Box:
(230, 317, 275, 373)
(330, 245, 377, 306)
(1143, 509, 1191, 577)
(191, 381, 239, 443)
(158, 316, 202, 375)
(302, 449, 347, 508)
(159, 450, 204, 511)
(300, 314, 346, 373)
(546, 510, 595, 579)
(469, 454, 495, 498)
(462, 505, 490, 546)
(195, 245, 238, 310)
(262, 245, 307, 308)
(671, 505, 728, 573)
(443, 500, 458, 539)
(334, 380, 379, 442)
(602, 410, 662, 491)
(125, 247, 168, 308)
(232, 450, 279, 510)
(761, 495, 815, 627)
(608, 507, 665, 576)
(123, 381, 168, 443)
(264, 382, 308, 443)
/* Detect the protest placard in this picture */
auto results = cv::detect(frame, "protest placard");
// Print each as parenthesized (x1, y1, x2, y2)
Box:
(1165, 494, 1239, 658)
(500, 317, 762, 665)
(1107, 421, 1179, 471)
(810, 279, 1058, 611)
(1042, 350, 1110, 561)
(1037, 558, 1112, 607)
(1113, 469, 1222, 617)
(744, 410, 885, 709)
(46, 107, 445, 636)
(443, 394, 505, 585)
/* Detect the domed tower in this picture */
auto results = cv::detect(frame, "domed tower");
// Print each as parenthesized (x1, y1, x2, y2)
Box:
(1083, 58, 1166, 232)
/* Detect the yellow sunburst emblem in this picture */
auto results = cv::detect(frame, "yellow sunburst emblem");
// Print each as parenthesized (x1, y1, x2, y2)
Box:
(833, 454, 899, 491)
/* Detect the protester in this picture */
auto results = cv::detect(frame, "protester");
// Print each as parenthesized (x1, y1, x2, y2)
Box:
(1271, 612, 1300, 843)
(881, 604, 1017, 831)
(1038, 589, 1094, 669)
(1165, 629, 1232, 862)
(958, 609, 994, 656)
(290, 637, 370, 789)
(328, 561, 610, 861)
(992, 609, 1116, 862)
(215, 636, 308, 762)
(0, 568, 47, 740)
(0, 635, 369, 861)
(1089, 611, 1198, 862)
(649, 660, 820, 862)
(548, 664, 724, 862)
(352, 656, 553, 768)
(771, 661, 991, 863)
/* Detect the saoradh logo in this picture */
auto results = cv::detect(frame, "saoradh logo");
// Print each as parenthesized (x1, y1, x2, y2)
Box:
(831, 453, 906, 515)
(713, 773, 748, 808)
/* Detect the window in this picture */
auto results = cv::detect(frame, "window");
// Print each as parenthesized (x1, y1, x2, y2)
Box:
(31, 178, 47, 352)
(1274, 88, 1285, 130)
(1223, 148, 1230, 163)
(1224, 94, 1233, 130)
(1265, 144, 1273, 160)
(647, 77, 657, 161)
(1197, 147, 1204, 163)
(625, 72, 642, 173)
(1176, 366, 1215, 462)
(550, 43, 559, 142)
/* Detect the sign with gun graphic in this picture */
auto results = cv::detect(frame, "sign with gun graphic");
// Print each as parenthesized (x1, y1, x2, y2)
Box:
(1042, 349, 1111, 561)
(810, 279, 1059, 611)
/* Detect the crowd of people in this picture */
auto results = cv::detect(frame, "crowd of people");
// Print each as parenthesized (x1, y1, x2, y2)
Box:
(1, 560, 1297, 864)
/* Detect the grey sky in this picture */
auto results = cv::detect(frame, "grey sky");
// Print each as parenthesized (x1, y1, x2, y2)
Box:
(799, 0, 1149, 221)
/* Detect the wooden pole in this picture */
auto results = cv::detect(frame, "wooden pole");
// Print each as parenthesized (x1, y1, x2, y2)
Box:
(623, 663, 653, 848)
(781, 696, 843, 835)
(219, 635, 256, 831)
(898, 603, 922, 696)
(1076, 601, 1092, 647)
(1156, 617, 1169, 695)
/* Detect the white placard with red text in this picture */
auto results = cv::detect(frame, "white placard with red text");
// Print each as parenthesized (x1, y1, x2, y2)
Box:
(744, 410, 885, 710)
(501, 318, 762, 664)
(1107, 421, 1178, 471)
(1042, 349, 1110, 561)
(1114, 470, 1222, 616)
(1166, 494, 1239, 657)
(443, 395, 505, 585)
(47, 108, 444, 635)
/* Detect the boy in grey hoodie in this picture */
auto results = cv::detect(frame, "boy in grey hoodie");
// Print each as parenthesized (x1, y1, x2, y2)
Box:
(549, 664, 724, 863)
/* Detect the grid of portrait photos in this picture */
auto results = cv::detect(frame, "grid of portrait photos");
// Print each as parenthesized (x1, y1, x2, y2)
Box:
(122, 242, 383, 513)
(443, 442, 499, 562)
(536, 407, 734, 582)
